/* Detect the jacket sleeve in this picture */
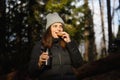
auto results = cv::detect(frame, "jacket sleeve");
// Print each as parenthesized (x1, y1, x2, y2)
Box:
(28, 41, 43, 78)
(66, 40, 84, 68)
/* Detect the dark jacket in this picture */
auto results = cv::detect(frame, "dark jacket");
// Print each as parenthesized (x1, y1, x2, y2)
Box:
(28, 38, 83, 80)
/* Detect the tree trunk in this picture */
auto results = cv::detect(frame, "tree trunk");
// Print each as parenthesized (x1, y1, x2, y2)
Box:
(0, 0, 6, 65)
(99, 0, 107, 58)
(107, 0, 112, 53)
(83, 0, 97, 62)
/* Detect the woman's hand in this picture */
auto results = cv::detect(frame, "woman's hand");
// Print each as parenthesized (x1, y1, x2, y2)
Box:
(38, 52, 49, 67)
(57, 31, 71, 43)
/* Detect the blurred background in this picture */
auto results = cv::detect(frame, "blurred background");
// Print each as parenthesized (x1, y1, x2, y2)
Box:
(0, 0, 120, 80)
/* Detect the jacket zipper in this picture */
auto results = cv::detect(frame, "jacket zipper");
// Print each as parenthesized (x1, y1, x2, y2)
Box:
(58, 52, 62, 65)
(58, 49, 64, 80)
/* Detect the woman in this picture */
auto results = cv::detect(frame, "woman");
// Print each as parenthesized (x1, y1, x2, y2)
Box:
(28, 12, 83, 80)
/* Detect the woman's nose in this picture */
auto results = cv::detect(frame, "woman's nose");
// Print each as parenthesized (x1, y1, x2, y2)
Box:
(57, 26, 62, 30)
(57, 28, 62, 32)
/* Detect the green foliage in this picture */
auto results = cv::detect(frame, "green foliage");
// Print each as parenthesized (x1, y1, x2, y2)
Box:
(64, 24, 77, 37)
(45, 0, 70, 12)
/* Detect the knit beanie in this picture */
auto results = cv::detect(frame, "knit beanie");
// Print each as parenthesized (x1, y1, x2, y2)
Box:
(46, 12, 64, 30)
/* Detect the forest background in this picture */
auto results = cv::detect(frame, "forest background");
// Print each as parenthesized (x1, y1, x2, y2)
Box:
(0, 0, 120, 80)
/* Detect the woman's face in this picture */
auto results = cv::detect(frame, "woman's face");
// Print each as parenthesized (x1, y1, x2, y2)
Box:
(50, 22, 63, 38)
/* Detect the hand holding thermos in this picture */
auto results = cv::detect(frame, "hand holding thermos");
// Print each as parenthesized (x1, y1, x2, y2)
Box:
(38, 49, 52, 68)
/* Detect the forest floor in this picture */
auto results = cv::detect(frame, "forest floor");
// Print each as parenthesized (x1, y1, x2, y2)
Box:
(0, 67, 120, 80)
(82, 69, 120, 80)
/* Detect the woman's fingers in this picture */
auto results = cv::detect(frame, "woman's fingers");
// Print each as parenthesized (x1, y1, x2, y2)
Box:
(38, 52, 49, 66)
(60, 32, 71, 43)
(40, 52, 49, 62)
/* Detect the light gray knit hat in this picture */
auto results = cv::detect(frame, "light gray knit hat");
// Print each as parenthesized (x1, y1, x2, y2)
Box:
(46, 12, 64, 30)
